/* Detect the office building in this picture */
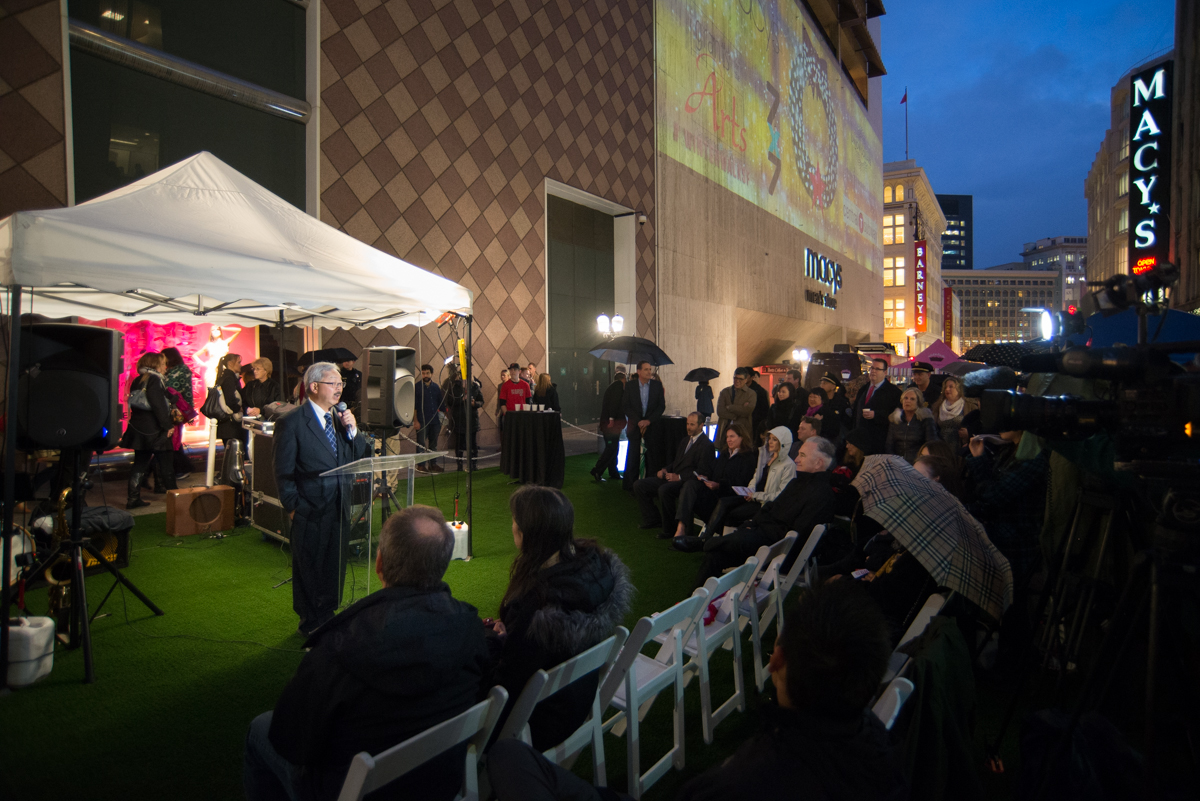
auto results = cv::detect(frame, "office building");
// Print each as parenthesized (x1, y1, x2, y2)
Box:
(1021, 236, 1088, 310)
(945, 266, 1062, 347)
(882, 160, 947, 356)
(936, 194, 973, 270)
(0, 0, 887, 442)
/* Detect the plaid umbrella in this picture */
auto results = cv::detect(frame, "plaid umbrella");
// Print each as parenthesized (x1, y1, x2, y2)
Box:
(851, 455, 1014, 622)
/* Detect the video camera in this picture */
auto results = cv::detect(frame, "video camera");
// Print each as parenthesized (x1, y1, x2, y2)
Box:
(976, 261, 1200, 464)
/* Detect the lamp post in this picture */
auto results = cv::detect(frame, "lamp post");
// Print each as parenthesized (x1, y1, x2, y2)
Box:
(905, 328, 916, 358)
(597, 312, 623, 340)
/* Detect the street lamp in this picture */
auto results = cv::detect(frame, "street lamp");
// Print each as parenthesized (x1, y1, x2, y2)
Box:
(597, 312, 623, 340)
(905, 328, 916, 357)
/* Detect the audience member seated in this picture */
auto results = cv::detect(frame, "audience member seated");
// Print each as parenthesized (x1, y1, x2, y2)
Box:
(929, 375, 978, 448)
(764, 381, 798, 434)
(914, 454, 964, 501)
(700, 425, 795, 539)
(843, 428, 873, 478)
(695, 437, 838, 587)
(489, 486, 633, 750)
(532, 372, 561, 411)
(789, 415, 820, 458)
(916, 439, 960, 471)
(243, 506, 492, 801)
(485, 581, 906, 801)
(885, 388, 938, 464)
(670, 422, 758, 552)
(820, 515, 935, 643)
(633, 412, 715, 538)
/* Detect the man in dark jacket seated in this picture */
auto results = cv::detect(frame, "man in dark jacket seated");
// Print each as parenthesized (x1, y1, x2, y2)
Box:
(486, 580, 907, 801)
(633, 412, 715, 538)
(694, 436, 838, 587)
(243, 505, 492, 801)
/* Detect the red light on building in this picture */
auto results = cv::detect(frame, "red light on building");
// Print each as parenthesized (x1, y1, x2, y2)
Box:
(1067, 304, 1078, 315)
(1133, 256, 1157, 275)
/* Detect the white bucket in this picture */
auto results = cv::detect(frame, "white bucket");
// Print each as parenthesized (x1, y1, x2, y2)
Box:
(7, 616, 55, 687)
(449, 522, 470, 561)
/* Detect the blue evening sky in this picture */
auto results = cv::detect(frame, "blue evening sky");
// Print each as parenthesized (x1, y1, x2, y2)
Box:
(879, 0, 1176, 268)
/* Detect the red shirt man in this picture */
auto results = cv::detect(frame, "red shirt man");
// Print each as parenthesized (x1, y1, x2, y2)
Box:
(499, 368, 532, 412)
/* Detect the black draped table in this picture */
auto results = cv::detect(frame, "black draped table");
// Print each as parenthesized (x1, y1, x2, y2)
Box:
(501, 410, 566, 488)
(643, 415, 689, 477)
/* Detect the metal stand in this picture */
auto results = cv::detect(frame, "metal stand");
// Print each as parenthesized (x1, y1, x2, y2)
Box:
(24, 451, 164, 683)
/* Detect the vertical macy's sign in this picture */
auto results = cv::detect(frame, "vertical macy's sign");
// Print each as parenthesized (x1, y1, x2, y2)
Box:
(1128, 62, 1173, 271)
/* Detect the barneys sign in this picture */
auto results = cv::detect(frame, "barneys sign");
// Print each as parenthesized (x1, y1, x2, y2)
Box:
(1128, 62, 1173, 271)
(914, 240, 927, 333)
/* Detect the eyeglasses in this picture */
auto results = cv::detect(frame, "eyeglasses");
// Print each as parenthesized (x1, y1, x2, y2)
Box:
(315, 381, 345, 389)
(868, 366, 886, 372)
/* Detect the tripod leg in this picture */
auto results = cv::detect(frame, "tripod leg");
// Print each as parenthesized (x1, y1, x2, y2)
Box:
(82, 542, 164, 616)
(71, 544, 95, 684)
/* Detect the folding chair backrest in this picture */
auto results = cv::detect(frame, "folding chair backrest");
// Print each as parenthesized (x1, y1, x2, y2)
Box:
(495, 628, 628, 744)
(337, 685, 508, 801)
(598, 589, 708, 709)
(871, 676, 914, 731)
(752, 533, 797, 596)
(776, 524, 827, 606)
(700, 557, 759, 626)
(897, 592, 950, 651)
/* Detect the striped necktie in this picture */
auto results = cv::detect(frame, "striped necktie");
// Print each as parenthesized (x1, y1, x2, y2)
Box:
(324, 413, 338, 453)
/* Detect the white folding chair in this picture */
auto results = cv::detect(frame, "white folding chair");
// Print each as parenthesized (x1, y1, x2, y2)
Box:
(771, 524, 827, 633)
(871, 676, 915, 731)
(336, 685, 508, 801)
(492, 628, 628, 786)
(734, 534, 797, 692)
(601, 588, 709, 800)
(881, 591, 952, 685)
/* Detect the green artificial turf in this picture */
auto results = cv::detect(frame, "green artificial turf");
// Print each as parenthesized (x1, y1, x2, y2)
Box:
(0, 455, 762, 800)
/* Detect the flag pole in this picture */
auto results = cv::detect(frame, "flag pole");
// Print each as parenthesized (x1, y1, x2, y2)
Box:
(904, 86, 909, 160)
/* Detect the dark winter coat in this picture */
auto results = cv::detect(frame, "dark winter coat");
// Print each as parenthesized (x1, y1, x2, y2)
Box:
(494, 545, 634, 750)
(765, 396, 798, 434)
(965, 444, 1050, 586)
(268, 583, 492, 801)
(677, 702, 907, 801)
(415, 378, 445, 427)
(533, 383, 561, 412)
(823, 387, 852, 437)
(749, 380, 770, 434)
(215, 367, 243, 441)
(884, 407, 938, 464)
(446, 380, 484, 433)
(851, 380, 902, 455)
(599, 379, 627, 436)
(120, 371, 173, 452)
(242, 378, 283, 414)
(710, 449, 758, 495)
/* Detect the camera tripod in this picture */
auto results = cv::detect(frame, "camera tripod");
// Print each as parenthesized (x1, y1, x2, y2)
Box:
(26, 450, 164, 684)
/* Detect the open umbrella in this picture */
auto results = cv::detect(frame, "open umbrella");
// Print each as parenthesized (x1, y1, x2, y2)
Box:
(851, 455, 1014, 622)
(588, 336, 673, 366)
(296, 347, 358, 369)
(683, 367, 720, 382)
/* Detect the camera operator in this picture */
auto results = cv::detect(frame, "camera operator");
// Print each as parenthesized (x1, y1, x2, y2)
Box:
(964, 428, 1048, 668)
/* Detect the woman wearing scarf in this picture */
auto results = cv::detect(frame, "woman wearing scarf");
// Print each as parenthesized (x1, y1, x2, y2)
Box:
(930, 375, 978, 448)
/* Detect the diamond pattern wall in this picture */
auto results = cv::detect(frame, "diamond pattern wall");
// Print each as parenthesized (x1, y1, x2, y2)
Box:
(0, 0, 68, 218)
(319, 0, 657, 436)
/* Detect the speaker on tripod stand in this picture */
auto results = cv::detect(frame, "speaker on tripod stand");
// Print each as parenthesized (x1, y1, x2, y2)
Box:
(361, 346, 417, 433)
(13, 324, 164, 684)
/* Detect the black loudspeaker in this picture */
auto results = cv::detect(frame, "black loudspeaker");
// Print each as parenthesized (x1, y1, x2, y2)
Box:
(362, 346, 416, 431)
(16, 324, 123, 451)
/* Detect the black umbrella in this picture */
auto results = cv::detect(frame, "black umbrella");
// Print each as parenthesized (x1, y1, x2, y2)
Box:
(296, 347, 358, 369)
(588, 336, 673, 366)
(683, 367, 720, 382)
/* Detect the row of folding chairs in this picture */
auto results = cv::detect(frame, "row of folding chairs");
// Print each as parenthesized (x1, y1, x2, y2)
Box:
(335, 525, 939, 801)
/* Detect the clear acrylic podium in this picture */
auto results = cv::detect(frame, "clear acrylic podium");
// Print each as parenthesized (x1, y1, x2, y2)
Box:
(321, 450, 465, 599)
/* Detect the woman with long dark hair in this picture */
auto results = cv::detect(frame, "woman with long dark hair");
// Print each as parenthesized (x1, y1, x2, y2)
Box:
(671, 420, 759, 551)
(532, 372, 561, 412)
(490, 485, 633, 749)
(213, 352, 245, 445)
(161, 346, 195, 480)
(120, 352, 177, 508)
(764, 382, 798, 433)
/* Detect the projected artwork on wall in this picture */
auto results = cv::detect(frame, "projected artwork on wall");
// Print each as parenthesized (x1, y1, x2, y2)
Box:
(657, 0, 883, 271)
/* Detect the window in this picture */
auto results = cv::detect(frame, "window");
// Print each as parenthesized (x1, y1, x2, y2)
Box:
(882, 298, 906, 328)
(1118, 208, 1129, 233)
(883, 257, 906, 286)
(1118, 172, 1129, 197)
(1118, 136, 1129, 162)
(883, 214, 906, 245)
(884, 185, 893, 203)
(896, 185, 905, 201)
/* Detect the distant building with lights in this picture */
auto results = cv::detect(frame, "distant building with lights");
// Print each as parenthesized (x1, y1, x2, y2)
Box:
(944, 266, 1062, 348)
(883, 160, 947, 356)
(936, 194, 973, 270)
(1021, 236, 1088, 310)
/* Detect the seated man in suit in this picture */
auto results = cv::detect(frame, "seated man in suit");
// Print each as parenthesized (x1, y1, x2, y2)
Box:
(243, 505, 493, 801)
(622, 360, 666, 490)
(695, 436, 838, 587)
(632, 412, 715, 538)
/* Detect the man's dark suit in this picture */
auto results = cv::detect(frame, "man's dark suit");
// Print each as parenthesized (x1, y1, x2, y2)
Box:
(696, 470, 836, 586)
(634, 432, 716, 534)
(850, 379, 902, 455)
(592, 378, 627, 479)
(622, 377, 666, 489)
(274, 402, 372, 633)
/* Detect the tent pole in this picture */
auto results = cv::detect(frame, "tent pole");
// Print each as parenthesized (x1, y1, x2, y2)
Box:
(277, 310, 287, 399)
(1, 286, 24, 692)
(465, 314, 473, 559)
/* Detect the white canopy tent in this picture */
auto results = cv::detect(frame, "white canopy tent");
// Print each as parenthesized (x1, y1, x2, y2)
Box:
(0, 154, 479, 686)
(0, 151, 472, 326)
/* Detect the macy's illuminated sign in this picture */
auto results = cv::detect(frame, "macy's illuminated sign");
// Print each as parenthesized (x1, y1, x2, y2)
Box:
(1128, 62, 1173, 271)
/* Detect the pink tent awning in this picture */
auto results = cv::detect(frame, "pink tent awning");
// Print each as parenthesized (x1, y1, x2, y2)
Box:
(913, 339, 962, 370)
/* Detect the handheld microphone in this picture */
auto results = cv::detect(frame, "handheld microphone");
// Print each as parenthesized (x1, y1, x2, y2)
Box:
(334, 401, 347, 415)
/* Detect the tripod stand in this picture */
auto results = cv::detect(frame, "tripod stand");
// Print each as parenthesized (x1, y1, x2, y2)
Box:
(27, 450, 163, 683)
